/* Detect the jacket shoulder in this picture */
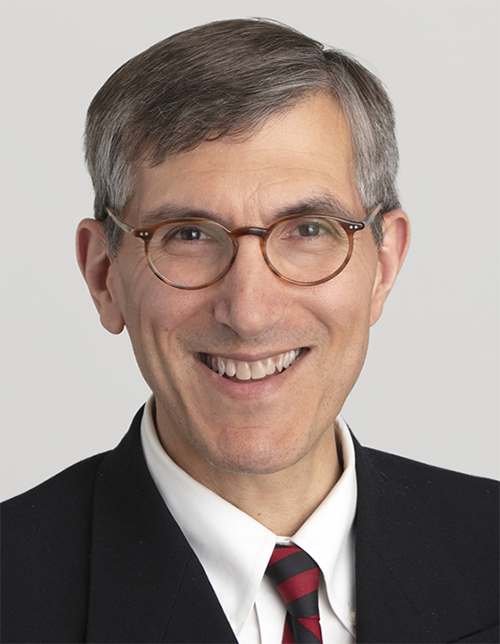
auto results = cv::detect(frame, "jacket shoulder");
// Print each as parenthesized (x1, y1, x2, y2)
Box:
(360, 446, 499, 559)
(356, 445, 499, 642)
(363, 446, 499, 514)
(2, 451, 108, 540)
(1, 452, 108, 643)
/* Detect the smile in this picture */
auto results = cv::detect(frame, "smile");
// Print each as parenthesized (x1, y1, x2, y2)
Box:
(201, 349, 302, 380)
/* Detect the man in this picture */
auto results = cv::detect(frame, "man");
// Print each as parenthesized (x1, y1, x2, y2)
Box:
(1, 18, 498, 644)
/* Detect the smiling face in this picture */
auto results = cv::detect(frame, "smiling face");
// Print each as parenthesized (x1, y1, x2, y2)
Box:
(80, 94, 408, 487)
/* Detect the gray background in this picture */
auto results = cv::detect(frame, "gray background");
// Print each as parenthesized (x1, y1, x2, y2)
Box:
(1, 0, 498, 501)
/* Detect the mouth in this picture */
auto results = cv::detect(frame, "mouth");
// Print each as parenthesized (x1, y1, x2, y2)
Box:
(200, 348, 303, 381)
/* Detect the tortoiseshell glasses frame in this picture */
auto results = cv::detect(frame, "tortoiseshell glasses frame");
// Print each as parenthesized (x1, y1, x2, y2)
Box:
(105, 204, 383, 290)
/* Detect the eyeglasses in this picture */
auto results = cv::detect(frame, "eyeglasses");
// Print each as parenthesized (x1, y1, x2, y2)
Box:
(106, 204, 382, 290)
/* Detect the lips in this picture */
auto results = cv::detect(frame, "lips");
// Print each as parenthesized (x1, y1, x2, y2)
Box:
(201, 349, 302, 380)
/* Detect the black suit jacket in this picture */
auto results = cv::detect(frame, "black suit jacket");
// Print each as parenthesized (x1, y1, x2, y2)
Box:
(2, 407, 498, 643)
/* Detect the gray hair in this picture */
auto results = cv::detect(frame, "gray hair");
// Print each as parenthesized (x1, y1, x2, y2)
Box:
(85, 18, 400, 254)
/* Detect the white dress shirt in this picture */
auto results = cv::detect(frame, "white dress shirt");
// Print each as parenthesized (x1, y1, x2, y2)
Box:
(141, 396, 357, 643)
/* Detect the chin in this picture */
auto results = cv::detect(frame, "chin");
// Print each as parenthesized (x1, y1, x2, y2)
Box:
(199, 432, 308, 476)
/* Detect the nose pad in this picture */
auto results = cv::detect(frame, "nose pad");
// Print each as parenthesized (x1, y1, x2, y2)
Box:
(213, 236, 288, 340)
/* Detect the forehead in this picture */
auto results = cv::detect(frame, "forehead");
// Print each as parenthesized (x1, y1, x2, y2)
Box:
(126, 94, 362, 225)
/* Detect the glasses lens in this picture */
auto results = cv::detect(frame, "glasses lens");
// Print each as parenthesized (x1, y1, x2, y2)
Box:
(148, 221, 233, 288)
(266, 216, 350, 284)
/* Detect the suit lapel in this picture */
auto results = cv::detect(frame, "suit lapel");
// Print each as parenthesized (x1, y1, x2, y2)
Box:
(353, 437, 481, 643)
(84, 408, 484, 643)
(85, 408, 237, 644)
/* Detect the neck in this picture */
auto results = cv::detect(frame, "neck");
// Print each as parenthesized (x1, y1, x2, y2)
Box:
(205, 446, 341, 535)
(157, 416, 342, 536)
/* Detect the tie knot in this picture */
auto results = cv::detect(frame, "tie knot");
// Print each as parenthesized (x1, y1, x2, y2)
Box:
(266, 544, 321, 613)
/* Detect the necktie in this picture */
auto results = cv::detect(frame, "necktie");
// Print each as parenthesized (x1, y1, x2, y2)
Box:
(266, 544, 323, 643)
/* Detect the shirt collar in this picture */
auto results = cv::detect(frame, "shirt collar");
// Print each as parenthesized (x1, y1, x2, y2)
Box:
(140, 395, 357, 636)
(292, 415, 357, 633)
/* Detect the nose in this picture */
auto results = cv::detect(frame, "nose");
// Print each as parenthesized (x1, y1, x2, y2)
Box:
(213, 235, 289, 340)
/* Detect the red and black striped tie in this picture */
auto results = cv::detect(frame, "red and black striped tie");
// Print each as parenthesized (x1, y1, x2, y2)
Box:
(266, 544, 323, 643)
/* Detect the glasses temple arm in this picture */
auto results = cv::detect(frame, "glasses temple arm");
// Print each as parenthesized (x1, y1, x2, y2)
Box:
(105, 207, 136, 235)
(362, 204, 383, 226)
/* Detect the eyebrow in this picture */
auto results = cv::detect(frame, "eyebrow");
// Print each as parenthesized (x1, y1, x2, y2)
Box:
(139, 193, 357, 229)
(278, 195, 355, 220)
(140, 205, 227, 228)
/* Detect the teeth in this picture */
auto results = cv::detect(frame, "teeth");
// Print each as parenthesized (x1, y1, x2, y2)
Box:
(225, 360, 236, 377)
(217, 357, 226, 377)
(236, 362, 251, 380)
(250, 361, 267, 379)
(205, 349, 302, 381)
(275, 353, 285, 372)
(264, 357, 276, 375)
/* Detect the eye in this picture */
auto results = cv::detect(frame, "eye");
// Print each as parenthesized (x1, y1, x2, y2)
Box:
(173, 226, 210, 241)
(285, 218, 338, 240)
(152, 222, 230, 257)
(156, 224, 215, 247)
(295, 222, 323, 237)
(271, 217, 346, 250)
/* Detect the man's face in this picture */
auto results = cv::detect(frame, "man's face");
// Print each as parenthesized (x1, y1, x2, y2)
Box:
(100, 95, 400, 480)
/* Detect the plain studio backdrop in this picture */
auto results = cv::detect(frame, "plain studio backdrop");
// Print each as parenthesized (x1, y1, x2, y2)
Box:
(1, 0, 498, 501)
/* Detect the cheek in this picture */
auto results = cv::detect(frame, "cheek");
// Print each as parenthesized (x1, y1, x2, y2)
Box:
(116, 268, 212, 386)
(120, 296, 184, 399)
(311, 263, 375, 338)
(309, 268, 375, 382)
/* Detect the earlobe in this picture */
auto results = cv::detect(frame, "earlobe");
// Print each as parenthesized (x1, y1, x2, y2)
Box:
(76, 219, 125, 334)
(369, 209, 411, 326)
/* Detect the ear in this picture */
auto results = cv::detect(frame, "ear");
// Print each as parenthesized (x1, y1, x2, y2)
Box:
(370, 209, 410, 326)
(76, 219, 125, 334)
